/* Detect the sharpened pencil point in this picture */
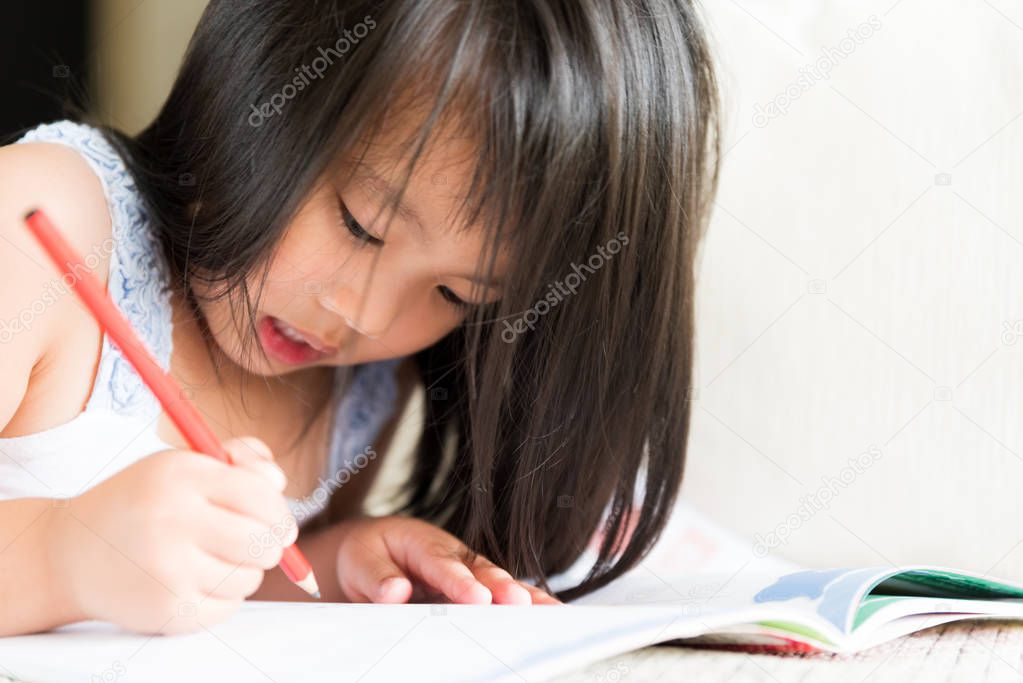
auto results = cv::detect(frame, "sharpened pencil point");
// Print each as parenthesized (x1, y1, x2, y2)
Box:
(24, 208, 38, 221)
(295, 571, 321, 598)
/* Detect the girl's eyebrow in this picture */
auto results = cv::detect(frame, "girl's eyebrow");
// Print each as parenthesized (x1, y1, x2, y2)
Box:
(357, 168, 427, 238)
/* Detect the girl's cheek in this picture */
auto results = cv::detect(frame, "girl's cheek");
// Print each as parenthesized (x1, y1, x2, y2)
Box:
(379, 307, 455, 355)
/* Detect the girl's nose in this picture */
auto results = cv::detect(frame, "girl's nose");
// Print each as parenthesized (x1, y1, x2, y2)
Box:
(317, 289, 397, 340)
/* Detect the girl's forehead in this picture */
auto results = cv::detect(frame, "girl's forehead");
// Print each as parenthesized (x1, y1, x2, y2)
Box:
(377, 86, 481, 162)
(348, 108, 480, 188)
(336, 90, 517, 244)
(338, 115, 502, 232)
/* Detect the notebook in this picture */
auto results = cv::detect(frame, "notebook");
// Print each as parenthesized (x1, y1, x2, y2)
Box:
(3, 563, 1023, 682)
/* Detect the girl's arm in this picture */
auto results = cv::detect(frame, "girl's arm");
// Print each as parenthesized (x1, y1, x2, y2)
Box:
(0, 143, 111, 634)
(0, 142, 111, 435)
(0, 499, 85, 635)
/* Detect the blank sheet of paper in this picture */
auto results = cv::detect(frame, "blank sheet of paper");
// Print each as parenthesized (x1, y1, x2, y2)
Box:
(0, 602, 698, 683)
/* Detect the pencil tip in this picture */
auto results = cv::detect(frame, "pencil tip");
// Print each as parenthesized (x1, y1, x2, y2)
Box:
(295, 571, 321, 598)
(24, 208, 38, 221)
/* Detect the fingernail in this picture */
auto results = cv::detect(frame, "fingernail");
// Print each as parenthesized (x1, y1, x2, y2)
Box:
(466, 581, 492, 604)
(507, 584, 531, 605)
(376, 576, 407, 602)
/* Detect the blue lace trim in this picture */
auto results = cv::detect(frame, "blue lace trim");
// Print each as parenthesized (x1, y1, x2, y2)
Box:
(331, 357, 404, 472)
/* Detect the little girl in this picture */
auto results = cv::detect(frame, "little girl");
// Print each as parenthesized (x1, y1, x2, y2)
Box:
(0, 0, 719, 635)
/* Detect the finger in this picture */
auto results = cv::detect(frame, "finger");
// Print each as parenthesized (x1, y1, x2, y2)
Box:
(402, 543, 492, 604)
(195, 504, 295, 570)
(195, 461, 293, 529)
(222, 437, 287, 491)
(195, 552, 266, 601)
(337, 533, 413, 603)
(519, 582, 563, 605)
(468, 557, 531, 605)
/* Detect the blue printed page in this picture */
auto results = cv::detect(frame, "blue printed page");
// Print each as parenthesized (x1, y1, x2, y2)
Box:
(750, 567, 893, 633)
(577, 563, 1023, 637)
(575, 565, 903, 635)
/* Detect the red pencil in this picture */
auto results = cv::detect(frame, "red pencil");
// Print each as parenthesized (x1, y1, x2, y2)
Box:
(24, 208, 320, 599)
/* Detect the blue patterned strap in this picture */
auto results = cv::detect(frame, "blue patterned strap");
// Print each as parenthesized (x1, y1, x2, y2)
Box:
(329, 358, 404, 475)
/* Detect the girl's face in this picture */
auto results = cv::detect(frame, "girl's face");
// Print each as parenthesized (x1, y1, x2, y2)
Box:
(199, 114, 508, 376)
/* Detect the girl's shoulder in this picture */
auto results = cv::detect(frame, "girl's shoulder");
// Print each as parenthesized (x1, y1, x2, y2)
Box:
(0, 130, 115, 277)
(0, 123, 118, 293)
(0, 127, 116, 432)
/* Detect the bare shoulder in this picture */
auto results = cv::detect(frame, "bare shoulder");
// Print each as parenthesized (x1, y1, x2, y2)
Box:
(0, 141, 113, 249)
(0, 140, 115, 431)
(0, 140, 114, 289)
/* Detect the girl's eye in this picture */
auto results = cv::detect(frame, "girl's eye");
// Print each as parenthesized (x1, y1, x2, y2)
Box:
(337, 196, 383, 246)
(437, 285, 477, 311)
(335, 194, 482, 312)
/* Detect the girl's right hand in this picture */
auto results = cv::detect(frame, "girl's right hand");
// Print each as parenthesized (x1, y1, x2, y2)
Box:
(48, 437, 296, 634)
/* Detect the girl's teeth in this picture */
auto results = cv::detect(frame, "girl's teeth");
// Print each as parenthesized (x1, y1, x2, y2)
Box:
(277, 319, 310, 345)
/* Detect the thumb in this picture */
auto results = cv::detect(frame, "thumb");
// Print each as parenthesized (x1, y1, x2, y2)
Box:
(222, 436, 287, 491)
(337, 529, 413, 603)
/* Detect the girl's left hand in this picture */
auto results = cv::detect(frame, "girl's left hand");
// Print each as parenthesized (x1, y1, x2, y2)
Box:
(334, 515, 562, 605)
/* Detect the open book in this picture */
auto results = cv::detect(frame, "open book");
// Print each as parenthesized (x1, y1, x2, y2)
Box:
(572, 563, 1023, 653)
(2, 564, 1023, 682)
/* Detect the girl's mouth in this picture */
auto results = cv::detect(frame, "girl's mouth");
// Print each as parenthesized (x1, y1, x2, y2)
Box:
(257, 315, 335, 365)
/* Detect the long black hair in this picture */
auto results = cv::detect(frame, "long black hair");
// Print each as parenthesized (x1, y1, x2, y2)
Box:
(104, 0, 720, 601)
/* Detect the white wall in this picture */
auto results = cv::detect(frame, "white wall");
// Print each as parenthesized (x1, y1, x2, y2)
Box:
(685, 0, 1023, 578)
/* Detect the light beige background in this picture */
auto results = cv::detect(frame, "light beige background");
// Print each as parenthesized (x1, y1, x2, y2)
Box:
(92, 0, 1023, 580)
